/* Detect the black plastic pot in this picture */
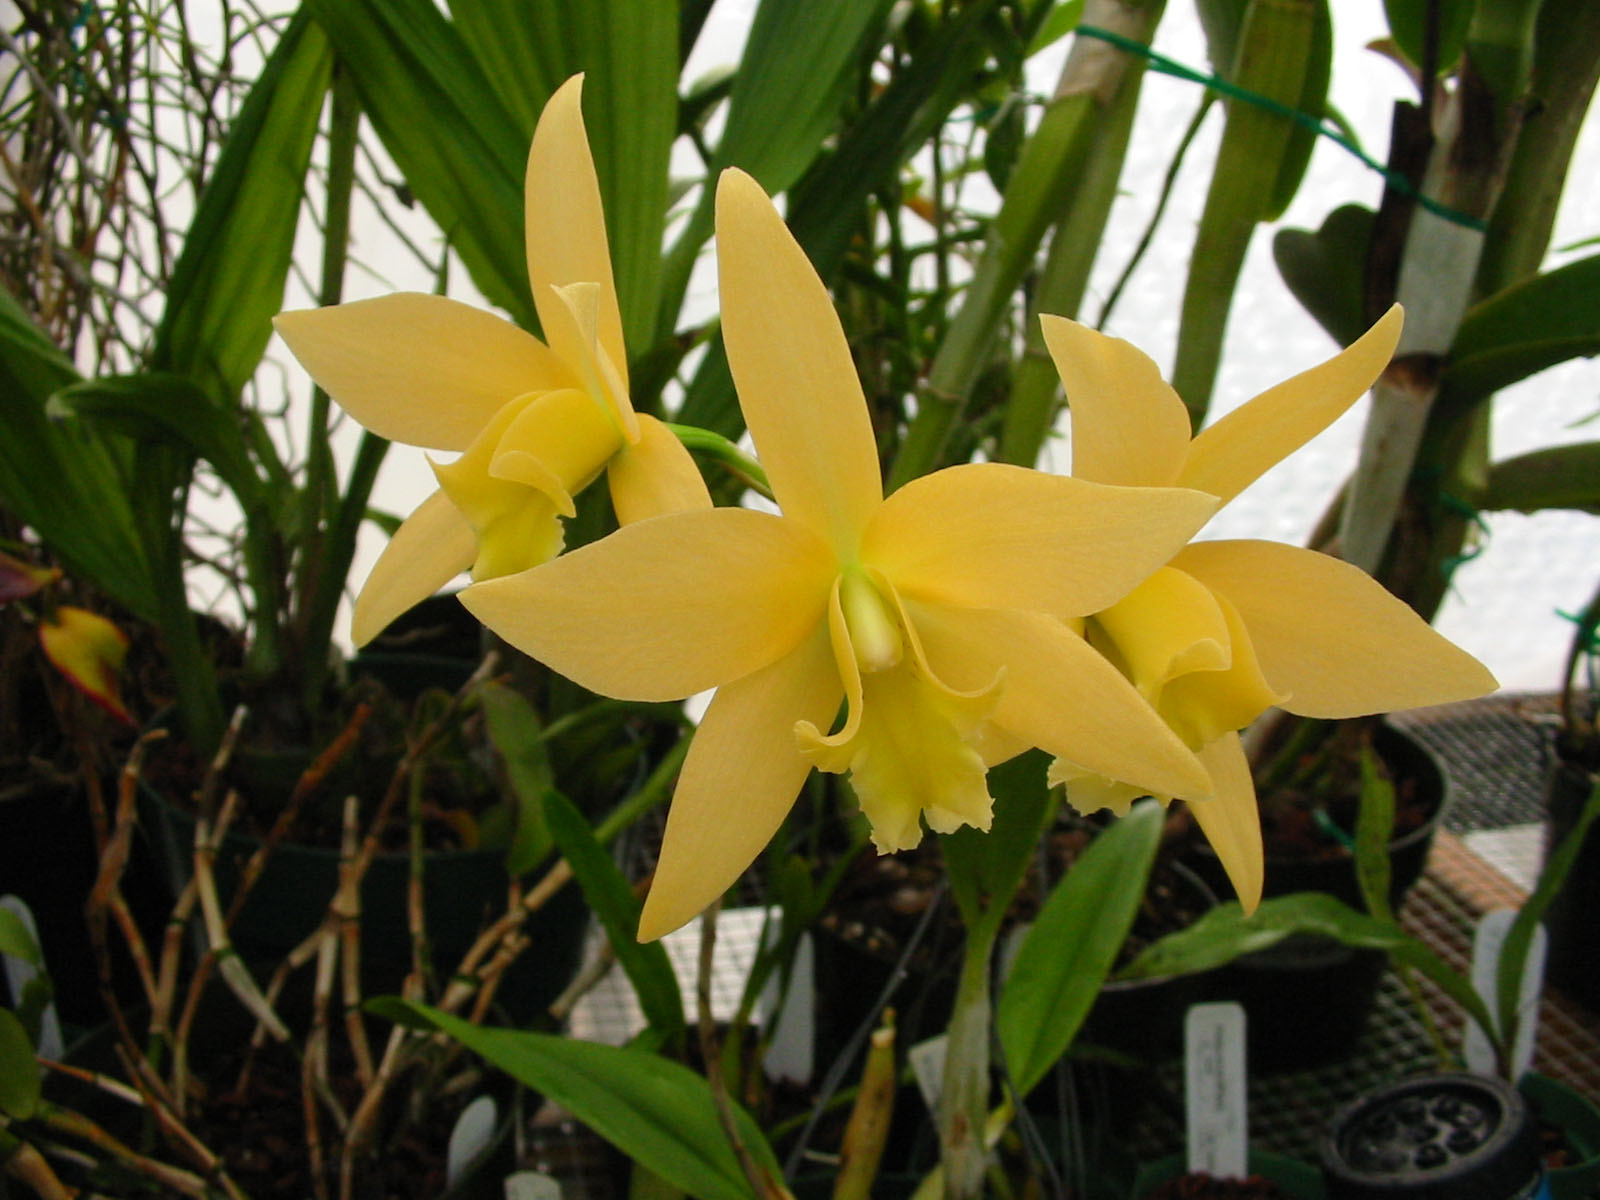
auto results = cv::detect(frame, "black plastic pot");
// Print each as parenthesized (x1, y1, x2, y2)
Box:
(1188, 721, 1447, 1071)
(1321, 1073, 1543, 1200)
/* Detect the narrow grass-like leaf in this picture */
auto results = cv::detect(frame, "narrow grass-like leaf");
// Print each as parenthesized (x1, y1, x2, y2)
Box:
(996, 800, 1163, 1095)
(1353, 747, 1396, 920)
(543, 789, 684, 1039)
(372, 1000, 775, 1200)
(154, 12, 330, 402)
(307, 0, 533, 329)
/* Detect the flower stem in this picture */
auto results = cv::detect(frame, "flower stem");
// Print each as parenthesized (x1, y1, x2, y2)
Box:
(939, 920, 998, 1199)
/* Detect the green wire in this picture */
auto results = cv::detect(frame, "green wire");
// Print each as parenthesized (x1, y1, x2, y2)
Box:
(1076, 23, 1488, 231)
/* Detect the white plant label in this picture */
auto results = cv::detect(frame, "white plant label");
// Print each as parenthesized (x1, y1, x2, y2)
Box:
(1185, 1001, 1248, 1180)
(1464, 908, 1546, 1079)
(908, 1033, 948, 1114)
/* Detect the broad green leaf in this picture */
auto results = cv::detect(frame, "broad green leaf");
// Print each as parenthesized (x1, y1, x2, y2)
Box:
(449, 0, 677, 355)
(0, 907, 40, 968)
(372, 1000, 778, 1200)
(1196, 0, 1248, 75)
(942, 750, 1056, 939)
(1272, 205, 1375, 348)
(1444, 252, 1600, 398)
(1482, 443, 1600, 515)
(307, 0, 534, 329)
(1383, 0, 1474, 74)
(477, 682, 555, 875)
(48, 375, 262, 510)
(1028, 0, 1085, 56)
(153, 12, 330, 402)
(1353, 747, 1396, 920)
(1120, 891, 1497, 1036)
(997, 801, 1164, 1095)
(0, 1008, 38, 1119)
(0, 290, 155, 619)
(543, 789, 684, 1039)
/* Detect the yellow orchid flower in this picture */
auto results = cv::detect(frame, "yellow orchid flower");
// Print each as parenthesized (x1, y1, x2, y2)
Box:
(1040, 309, 1497, 909)
(273, 75, 709, 645)
(463, 168, 1223, 941)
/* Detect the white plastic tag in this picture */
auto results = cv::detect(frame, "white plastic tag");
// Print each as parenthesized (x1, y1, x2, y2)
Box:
(908, 1033, 948, 1114)
(1464, 908, 1546, 1079)
(1185, 1001, 1248, 1180)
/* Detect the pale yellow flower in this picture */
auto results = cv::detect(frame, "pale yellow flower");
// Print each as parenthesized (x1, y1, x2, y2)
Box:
(1041, 309, 1497, 909)
(463, 169, 1222, 940)
(273, 75, 708, 645)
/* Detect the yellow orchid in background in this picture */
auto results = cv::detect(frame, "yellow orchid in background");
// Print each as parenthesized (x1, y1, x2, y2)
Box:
(273, 75, 708, 646)
(1040, 308, 1498, 910)
(464, 168, 1224, 941)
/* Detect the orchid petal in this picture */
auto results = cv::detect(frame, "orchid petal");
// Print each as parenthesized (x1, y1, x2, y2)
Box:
(273, 295, 574, 451)
(1185, 733, 1263, 913)
(540, 280, 638, 439)
(489, 387, 622, 518)
(525, 74, 627, 392)
(1181, 305, 1403, 504)
(351, 488, 475, 646)
(38, 606, 132, 724)
(1175, 539, 1497, 716)
(910, 602, 1213, 801)
(715, 168, 881, 557)
(1155, 587, 1286, 746)
(460, 507, 835, 701)
(867, 464, 1215, 617)
(1040, 314, 1191, 487)
(607, 414, 713, 524)
(638, 623, 841, 941)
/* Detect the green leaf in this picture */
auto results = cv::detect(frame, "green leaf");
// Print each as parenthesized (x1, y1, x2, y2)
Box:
(449, 0, 678, 353)
(48, 375, 263, 510)
(1383, 0, 1475, 74)
(1496, 774, 1600, 1041)
(307, 0, 534, 329)
(1445, 252, 1600, 398)
(1027, 0, 1085, 56)
(0, 907, 41, 968)
(543, 789, 684, 1039)
(153, 12, 331, 402)
(657, 0, 893, 337)
(1482, 442, 1600, 515)
(1271, 204, 1375, 348)
(0, 290, 156, 619)
(941, 750, 1056, 939)
(997, 800, 1164, 1095)
(477, 682, 555, 875)
(0, 1008, 39, 1119)
(1354, 747, 1396, 921)
(371, 1000, 777, 1200)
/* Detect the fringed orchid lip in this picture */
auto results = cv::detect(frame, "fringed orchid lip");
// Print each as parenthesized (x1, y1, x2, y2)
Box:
(273, 74, 708, 647)
(464, 168, 1224, 941)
